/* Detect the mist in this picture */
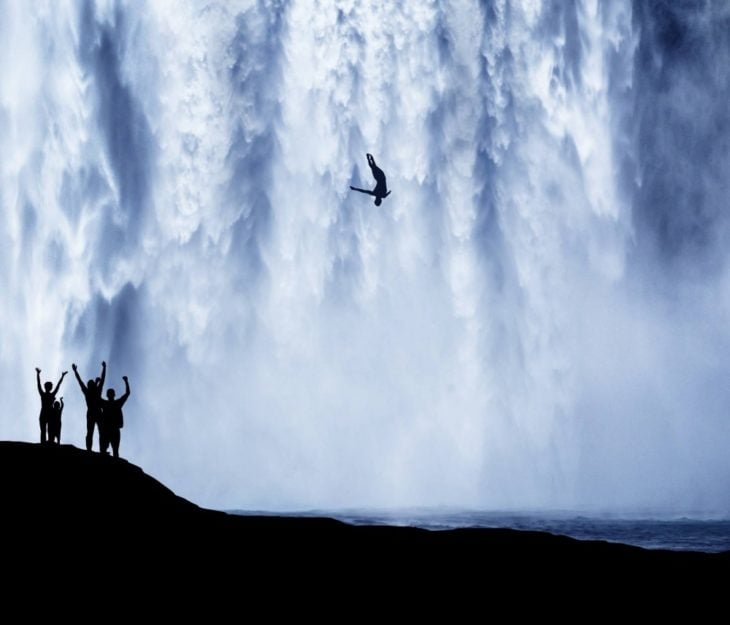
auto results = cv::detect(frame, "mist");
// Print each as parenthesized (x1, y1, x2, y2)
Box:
(1, 0, 729, 513)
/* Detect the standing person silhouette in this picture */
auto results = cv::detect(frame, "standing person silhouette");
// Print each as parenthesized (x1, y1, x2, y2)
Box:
(100, 375, 130, 458)
(72, 361, 106, 451)
(350, 153, 391, 205)
(35, 368, 67, 444)
(49, 397, 63, 445)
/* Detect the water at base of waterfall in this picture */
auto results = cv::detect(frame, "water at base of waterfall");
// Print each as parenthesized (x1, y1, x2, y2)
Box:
(232, 509, 730, 553)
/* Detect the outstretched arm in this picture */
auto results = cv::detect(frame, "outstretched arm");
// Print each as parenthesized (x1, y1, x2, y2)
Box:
(119, 376, 131, 406)
(36, 368, 42, 395)
(99, 361, 106, 391)
(72, 363, 87, 392)
(53, 371, 68, 396)
(350, 186, 376, 196)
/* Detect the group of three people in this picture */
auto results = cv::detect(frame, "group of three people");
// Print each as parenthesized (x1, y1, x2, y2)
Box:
(36, 362, 131, 458)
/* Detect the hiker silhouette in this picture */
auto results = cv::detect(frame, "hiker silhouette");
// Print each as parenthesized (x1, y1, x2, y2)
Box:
(72, 361, 106, 451)
(350, 153, 391, 206)
(100, 375, 130, 458)
(35, 368, 66, 444)
(49, 397, 63, 445)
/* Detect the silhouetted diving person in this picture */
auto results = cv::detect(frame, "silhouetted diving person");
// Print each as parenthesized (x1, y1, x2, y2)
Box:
(72, 361, 106, 451)
(35, 368, 67, 445)
(100, 375, 130, 459)
(49, 397, 63, 445)
(350, 153, 391, 205)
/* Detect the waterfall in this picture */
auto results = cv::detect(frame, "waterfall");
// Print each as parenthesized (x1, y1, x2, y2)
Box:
(1, 0, 729, 512)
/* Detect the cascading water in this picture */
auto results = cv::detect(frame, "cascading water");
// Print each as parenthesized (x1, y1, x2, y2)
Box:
(1, 0, 729, 512)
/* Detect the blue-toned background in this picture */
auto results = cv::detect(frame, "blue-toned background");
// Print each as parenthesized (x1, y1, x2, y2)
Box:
(1, 0, 729, 513)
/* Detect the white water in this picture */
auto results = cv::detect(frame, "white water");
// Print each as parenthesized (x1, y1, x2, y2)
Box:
(1, 1, 729, 511)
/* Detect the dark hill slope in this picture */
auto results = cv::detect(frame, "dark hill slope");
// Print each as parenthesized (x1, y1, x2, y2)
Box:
(1, 441, 727, 597)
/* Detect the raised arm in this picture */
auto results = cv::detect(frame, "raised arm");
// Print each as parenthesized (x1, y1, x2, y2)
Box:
(99, 361, 106, 391)
(53, 371, 68, 396)
(72, 363, 87, 392)
(119, 376, 131, 406)
(36, 368, 42, 395)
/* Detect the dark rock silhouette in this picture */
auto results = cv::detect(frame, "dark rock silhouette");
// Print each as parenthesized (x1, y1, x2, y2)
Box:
(2, 440, 726, 601)
(350, 153, 391, 205)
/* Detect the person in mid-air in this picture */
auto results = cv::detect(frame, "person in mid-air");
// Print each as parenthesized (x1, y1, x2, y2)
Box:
(49, 397, 64, 445)
(350, 153, 391, 205)
(36, 368, 67, 444)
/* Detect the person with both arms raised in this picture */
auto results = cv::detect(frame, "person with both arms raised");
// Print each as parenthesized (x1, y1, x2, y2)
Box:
(72, 361, 106, 452)
(100, 375, 130, 458)
(35, 367, 67, 444)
